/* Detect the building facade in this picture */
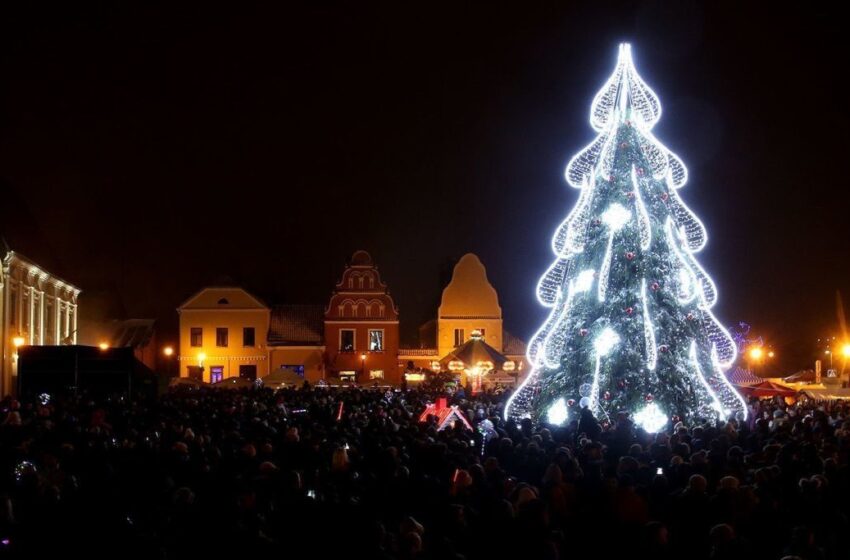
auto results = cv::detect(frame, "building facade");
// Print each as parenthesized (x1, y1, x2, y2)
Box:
(268, 304, 326, 383)
(177, 286, 270, 382)
(399, 253, 526, 377)
(0, 250, 80, 395)
(324, 250, 400, 385)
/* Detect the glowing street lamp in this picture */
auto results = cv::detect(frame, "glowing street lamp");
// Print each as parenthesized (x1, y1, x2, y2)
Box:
(843, 344, 850, 358)
(163, 346, 174, 357)
(12, 336, 25, 349)
(748, 347, 763, 361)
(198, 352, 206, 367)
(98, 342, 109, 351)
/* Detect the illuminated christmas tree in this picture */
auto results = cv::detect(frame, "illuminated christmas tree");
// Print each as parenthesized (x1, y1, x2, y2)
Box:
(505, 44, 747, 431)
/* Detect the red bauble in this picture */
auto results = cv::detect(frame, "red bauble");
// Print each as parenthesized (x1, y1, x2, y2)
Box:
(625, 307, 634, 315)
(636, 168, 645, 176)
(592, 219, 601, 227)
(651, 282, 660, 291)
(619, 142, 629, 149)
(659, 345, 669, 353)
(672, 415, 681, 423)
(645, 394, 654, 402)
(567, 399, 576, 407)
(603, 391, 612, 401)
(579, 328, 588, 337)
(626, 191, 635, 199)
(687, 313, 695, 321)
(625, 251, 636, 260)
(660, 193, 669, 202)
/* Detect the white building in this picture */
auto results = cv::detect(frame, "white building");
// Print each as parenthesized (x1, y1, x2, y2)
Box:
(0, 249, 80, 395)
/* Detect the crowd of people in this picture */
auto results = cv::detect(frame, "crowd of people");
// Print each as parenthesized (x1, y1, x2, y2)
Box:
(1, 383, 848, 559)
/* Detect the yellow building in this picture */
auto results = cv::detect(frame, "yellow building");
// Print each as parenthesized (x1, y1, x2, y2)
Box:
(177, 286, 270, 382)
(436, 253, 504, 358)
(400, 253, 526, 379)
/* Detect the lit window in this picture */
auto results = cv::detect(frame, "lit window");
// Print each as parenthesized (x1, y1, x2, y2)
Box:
(369, 370, 384, 380)
(339, 370, 356, 381)
(369, 329, 384, 351)
(340, 329, 355, 352)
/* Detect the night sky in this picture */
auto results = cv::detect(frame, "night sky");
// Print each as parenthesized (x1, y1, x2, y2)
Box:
(1, 1, 848, 372)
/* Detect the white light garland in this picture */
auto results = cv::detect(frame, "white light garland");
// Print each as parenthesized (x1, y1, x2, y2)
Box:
(598, 204, 632, 303)
(589, 328, 620, 412)
(631, 166, 652, 250)
(641, 280, 657, 370)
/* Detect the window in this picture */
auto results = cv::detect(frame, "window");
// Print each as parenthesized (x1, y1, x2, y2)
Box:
(190, 328, 203, 347)
(340, 329, 355, 351)
(454, 329, 465, 347)
(243, 327, 256, 347)
(369, 370, 384, 380)
(216, 328, 229, 347)
(45, 298, 54, 343)
(477, 328, 486, 338)
(239, 365, 257, 381)
(9, 286, 17, 327)
(339, 370, 356, 382)
(22, 290, 30, 330)
(210, 366, 224, 384)
(218, 298, 229, 305)
(369, 329, 384, 351)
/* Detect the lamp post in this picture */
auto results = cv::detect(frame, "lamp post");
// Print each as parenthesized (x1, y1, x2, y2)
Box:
(163, 346, 175, 377)
(360, 353, 366, 383)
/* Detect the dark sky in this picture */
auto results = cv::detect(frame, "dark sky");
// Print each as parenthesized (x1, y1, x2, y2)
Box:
(1, 1, 848, 372)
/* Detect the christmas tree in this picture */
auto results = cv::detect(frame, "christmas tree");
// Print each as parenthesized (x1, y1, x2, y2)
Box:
(505, 44, 747, 431)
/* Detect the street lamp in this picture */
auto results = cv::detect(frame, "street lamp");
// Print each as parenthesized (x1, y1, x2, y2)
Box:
(360, 353, 366, 381)
(748, 347, 763, 376)
(163, 346, 174, 357)
(825, 349, 833, 370)
(98, 342, 109, 351)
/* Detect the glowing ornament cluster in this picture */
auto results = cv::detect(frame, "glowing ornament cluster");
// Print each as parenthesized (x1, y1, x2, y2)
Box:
(505, 43, 745, 425)
(634, 402, 668, 433)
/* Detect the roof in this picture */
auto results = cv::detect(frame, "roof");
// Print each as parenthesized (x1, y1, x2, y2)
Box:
(438, 254, 502, 319)
(269, 305, 325, 346)
(440, 337, 508, 368)
(726, 367, 765, 386)
(178, 286, 268, 310)
(108, 319, 156, 349)
(503, 330, 527, 355)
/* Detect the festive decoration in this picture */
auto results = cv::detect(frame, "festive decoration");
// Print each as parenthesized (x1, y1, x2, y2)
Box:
(504, 43, 746, 425)
(634, 402, 667, 433)
(547, 398, 569, 425)
(419, 398, 473, 431)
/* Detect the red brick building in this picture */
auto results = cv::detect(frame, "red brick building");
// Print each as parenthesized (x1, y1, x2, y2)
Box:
(324, 250, 400, 384)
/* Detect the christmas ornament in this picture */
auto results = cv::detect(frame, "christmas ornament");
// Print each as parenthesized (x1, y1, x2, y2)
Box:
(651, 282, 660, 291)
(625, 251, 636, 260)
(625, 307, 634, 315)
(579, 328, 588, 337)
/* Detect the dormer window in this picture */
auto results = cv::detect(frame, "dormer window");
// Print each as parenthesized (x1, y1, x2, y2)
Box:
(218, 298, 229, 305)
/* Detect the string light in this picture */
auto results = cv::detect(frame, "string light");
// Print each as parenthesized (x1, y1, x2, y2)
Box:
(641, 280, 657, 371)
